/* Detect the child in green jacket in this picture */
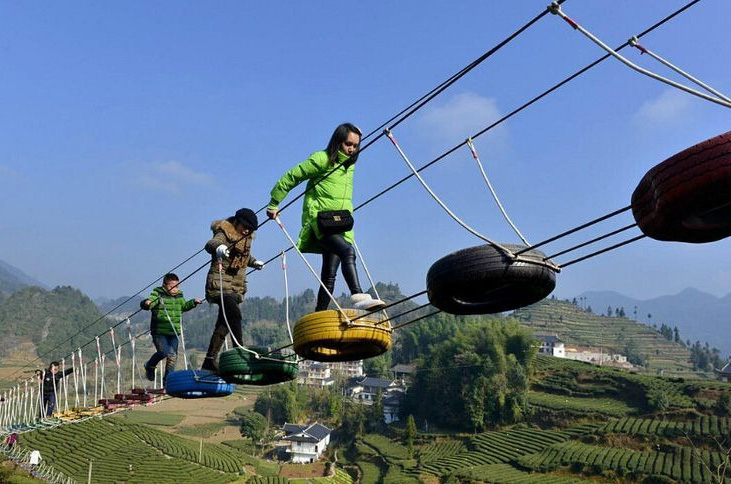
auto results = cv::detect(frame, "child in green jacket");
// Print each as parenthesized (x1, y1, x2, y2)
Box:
(141, 273, 202, 381)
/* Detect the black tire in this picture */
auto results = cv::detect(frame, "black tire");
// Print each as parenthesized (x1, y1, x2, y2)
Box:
(426, 243, 557, 315)
(632, 131, 731, 243)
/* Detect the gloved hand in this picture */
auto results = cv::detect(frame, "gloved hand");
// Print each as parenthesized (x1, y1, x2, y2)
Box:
(251, 259, 265, 270)
(216, 244, 230, 260)
(266, 208, 278, 219)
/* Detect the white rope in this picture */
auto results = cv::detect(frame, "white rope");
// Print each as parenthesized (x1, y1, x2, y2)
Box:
(216, 264, 247, 349)
(386, 129, 560, 272)
(273, 215, 352, 324)
(352, 240, 390, 321)
(125, 319, 136, 390)
(71, 354, 79, 409)
(466, 138, 530, 246)
(22, 382, 29, 424)
(629, 37, 731, 103)
(95, 337, 105, 400)
(161, 300, 189, 371)
(109, 329, 121, 396)
(548, 3, 731, 109)
(93, 358, 98, 405)
(61, 359, 68, 413)
(215, 261, 294, 363)
(281, 252, 294, 344)
(385, 129, 515, 255)
(78, 349, 87, 409)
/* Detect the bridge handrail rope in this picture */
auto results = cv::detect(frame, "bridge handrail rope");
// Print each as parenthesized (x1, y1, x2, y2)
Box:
(2, 0, 704, 388)
(78, 348, 87, 409)
(547, 2, 731, 109)
(628, 36, 731, 103)
(61, 358, 68, 414)
(466, 138, 530, 246)
(71, 354, 79, 409)
(109, 329, 122, 396)
(95, 337, 106, 401)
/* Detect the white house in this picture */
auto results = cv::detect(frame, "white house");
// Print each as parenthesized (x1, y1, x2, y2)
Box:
(536, 334, 565, 358)
(297, 360, 363, 386)
(281, 422, 331, 463)
(348, 377, 400, 403)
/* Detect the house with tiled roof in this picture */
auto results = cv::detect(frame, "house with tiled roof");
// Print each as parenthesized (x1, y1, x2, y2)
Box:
(281, 422, 331, 463)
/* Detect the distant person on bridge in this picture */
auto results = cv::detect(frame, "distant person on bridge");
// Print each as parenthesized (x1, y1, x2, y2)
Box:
(266, 122, 386, 312)
(201, 208, 264, 373)
(140, 273, 202, 382)
(41, 361, 72, 417)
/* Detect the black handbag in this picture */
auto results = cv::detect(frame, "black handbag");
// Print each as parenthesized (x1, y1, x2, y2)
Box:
(317, 210, 354, 235)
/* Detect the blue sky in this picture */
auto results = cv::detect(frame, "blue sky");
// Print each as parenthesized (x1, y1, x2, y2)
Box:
(0, 0, 729, 304)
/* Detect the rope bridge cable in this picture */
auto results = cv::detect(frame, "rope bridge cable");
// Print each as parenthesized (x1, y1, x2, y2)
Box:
(559, 234, 647, 268)
(543, 223, 637, 260)
(254, 1, 567, 219)
(3, 0, 702, 385)
(547, 2, 731, 109)
(354, 0, 705, 215)
(515, 206, 632, 255)
(350, 289, 428, 323)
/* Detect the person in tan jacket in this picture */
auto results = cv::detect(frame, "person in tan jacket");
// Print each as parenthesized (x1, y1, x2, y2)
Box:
(201, 208, 264, 373)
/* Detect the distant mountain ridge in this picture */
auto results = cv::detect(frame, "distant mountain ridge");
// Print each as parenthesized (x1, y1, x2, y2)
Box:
(577, 288, 731, 356)
(0, 259, 48, 289)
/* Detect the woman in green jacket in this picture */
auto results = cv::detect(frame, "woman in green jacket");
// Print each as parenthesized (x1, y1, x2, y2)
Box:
(267, 123, 385, 312)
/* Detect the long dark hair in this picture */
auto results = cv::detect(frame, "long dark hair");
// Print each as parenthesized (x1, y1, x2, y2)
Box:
(325, 123, 362, 165)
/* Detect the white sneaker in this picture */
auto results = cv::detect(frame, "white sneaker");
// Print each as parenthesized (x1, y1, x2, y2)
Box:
(350, 293, 387, 311)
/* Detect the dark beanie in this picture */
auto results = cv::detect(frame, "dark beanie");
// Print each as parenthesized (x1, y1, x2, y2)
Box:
(234, 208, 258, 230)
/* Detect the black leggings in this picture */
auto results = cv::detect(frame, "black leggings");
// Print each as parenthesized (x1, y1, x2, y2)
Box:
(316, 234, 363, 311)
(205, 293, 243, 361)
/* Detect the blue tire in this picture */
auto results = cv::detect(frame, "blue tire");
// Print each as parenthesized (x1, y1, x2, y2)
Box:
(164, 370, 235, 399)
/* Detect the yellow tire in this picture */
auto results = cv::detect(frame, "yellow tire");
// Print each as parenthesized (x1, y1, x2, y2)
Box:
(293, 309, 392, 362)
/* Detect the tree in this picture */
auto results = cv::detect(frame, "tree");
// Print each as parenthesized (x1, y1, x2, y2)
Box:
(586, 305, 593, 314)
(405, 415, 417, 457)
(674, 326, 681, 343)
(239, 411, 268, 453)
(606, 306, 613, 317)
(364, 352, 392, 379)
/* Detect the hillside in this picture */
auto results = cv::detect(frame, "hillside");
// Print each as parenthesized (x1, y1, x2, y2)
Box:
(15, 416, 351, 483)
(0, 258, 45, 301)
(513, 298, 695, 375)
(0, 286, 114, 363)
(579, 288, 731, 356)
(340, 354, 731, 483)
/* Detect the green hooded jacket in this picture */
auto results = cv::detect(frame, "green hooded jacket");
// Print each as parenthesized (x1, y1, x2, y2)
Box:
(268, 150, 355, 254)
(148, 287, 198, 336)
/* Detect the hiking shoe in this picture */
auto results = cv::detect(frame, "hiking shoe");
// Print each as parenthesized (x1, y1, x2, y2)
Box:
(144, 364, 155, 382)
(350, 293, 387, 311)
